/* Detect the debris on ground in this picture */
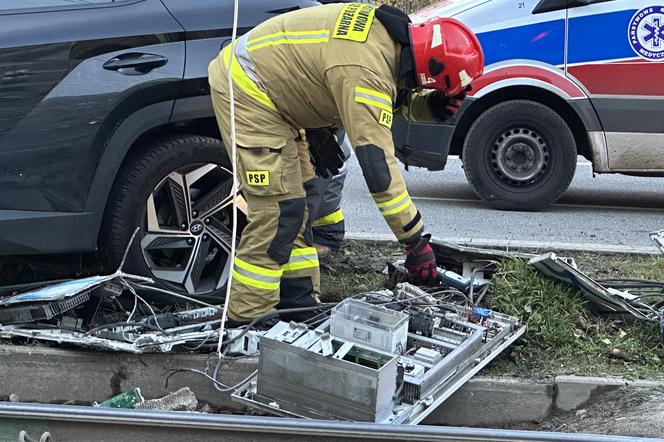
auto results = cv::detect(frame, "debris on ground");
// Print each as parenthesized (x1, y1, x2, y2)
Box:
(96, 388, 144, 409)
(530, 252, 663, 340)
(135, 387, 198, 412)
(231, 283, 525, 424)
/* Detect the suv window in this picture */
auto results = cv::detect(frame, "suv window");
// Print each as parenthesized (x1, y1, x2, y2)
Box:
(0, 0, 128, 12)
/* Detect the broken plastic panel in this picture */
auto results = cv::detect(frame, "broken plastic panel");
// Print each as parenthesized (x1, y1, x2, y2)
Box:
(0, 274, 135, 307)
(650, 230, 664, 255)
(232, 285, 525, 425)
(529, 252, 659, 322)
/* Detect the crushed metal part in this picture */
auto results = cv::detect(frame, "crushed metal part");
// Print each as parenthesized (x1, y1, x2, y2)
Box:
(529, 252, 661, 322)
(650, 230, 664, 255)
(430, 240, 577, 279)
(226, 328, 261, 356)
(135, 387, 198, 412)
(232, 284, 525, 424)
(0, 273, 151, 307)
(0, 292, 90, 325)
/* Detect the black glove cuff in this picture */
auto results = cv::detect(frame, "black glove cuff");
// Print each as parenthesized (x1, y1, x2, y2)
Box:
(427, 91, 453, 122)
(404, 233, 432, 252)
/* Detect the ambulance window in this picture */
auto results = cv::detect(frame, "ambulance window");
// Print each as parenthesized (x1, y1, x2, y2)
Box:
(533, 0, 567, 14)
(534, 0, 614, 14)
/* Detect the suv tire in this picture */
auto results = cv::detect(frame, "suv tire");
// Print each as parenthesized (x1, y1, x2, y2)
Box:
(101, 135, 238, 303)
(462, 100, 577, 211)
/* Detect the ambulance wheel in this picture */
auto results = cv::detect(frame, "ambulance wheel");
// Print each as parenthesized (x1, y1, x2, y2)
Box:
(101, 135, 243, 304)
(462, 100, 576, 211)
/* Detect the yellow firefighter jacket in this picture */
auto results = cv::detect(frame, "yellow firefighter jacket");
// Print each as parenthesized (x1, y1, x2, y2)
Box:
(210, 2, 435, 242)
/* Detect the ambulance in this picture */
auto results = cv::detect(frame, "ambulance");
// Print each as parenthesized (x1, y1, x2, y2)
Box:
(395, 0, 664, 210)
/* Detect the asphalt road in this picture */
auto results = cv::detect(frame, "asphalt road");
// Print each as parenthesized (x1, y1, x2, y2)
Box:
(341, 155, 664, 252)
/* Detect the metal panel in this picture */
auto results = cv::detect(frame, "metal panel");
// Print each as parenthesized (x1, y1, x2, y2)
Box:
(256, 336, 398, 423)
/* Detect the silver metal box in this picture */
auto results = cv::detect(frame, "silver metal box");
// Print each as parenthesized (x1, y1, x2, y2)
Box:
(251, 333, 398, 422)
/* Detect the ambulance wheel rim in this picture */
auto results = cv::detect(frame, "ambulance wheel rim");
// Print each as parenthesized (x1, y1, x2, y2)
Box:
(491, 128, 549, 186)
(140, 162, 235, 295)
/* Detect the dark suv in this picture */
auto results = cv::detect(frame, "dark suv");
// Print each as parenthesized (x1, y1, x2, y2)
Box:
(0, 0, 321, 301)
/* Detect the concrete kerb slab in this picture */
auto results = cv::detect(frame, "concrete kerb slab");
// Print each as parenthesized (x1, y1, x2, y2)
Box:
(1, 345, 662, 426)
(0, 345, 256, 411)
(344, 232, 662, 256)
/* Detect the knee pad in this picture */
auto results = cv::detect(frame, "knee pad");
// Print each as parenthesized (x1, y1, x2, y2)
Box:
(267, 197, 306, 264)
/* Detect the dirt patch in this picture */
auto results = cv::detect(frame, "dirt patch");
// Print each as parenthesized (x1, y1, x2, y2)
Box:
(514, 387, 664, 438)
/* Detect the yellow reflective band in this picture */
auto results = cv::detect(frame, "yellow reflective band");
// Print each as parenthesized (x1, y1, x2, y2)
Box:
(355, 87, 391, 104)
(247, 30, 330, 52)
(222, 44, 276, 111)
(376, 191, 409, 209)
(381, 198, 412, 216)
(354, 87, 392, 113)
(290, 247, 318, 257)
(312, 209, 344, 227)
(232, 270, 280, 290)
(283, 259, 320, 272)
(333, 3, 375, 43)
(283, 247, 319, 272)
(233, 257, 283, 278)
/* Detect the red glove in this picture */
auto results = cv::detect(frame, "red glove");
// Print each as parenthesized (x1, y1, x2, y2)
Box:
(404, 234, 438, 281)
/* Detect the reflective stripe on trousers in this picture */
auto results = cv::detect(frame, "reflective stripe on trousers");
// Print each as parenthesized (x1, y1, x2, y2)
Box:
(231, 257, 283, 290)
(375, 191, 413, 217)
(312, 209, 344, 227)
(283, 247, 319, 273)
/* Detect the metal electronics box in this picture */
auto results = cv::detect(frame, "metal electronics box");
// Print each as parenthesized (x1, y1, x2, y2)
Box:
(255, 333, 398, 422)
(233, 291, 525, 425)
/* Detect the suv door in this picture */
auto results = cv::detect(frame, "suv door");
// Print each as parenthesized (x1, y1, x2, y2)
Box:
(566, 0, 664, 171)
(0, 0, 184, 223)
(161, 0, 321, 114)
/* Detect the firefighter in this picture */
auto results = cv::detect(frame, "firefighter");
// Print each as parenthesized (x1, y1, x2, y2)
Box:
(209, 3, 484, 325)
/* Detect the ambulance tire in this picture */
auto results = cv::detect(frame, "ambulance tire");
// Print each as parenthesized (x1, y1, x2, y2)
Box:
(462, 100, 577, 211)
(101, 134, 239, 304)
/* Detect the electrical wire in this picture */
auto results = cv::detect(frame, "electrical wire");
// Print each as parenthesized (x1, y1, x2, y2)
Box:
(129, 283, 220, 308)
(86, 321, 168, 336)
(216, 0, 240, 357)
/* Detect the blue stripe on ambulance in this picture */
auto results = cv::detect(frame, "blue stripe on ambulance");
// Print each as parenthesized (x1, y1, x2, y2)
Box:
(567, 9, 638, 64)
(477, 19, 565, 66)
(475, 8, 640, 67)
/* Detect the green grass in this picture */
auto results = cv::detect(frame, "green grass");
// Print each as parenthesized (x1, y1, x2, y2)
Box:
(484, 258, 664, 378)
(320, 240, 664, 379)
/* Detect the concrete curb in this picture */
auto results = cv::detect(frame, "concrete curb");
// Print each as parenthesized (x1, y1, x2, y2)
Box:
(344, 232, 661, 255)
(0, 345, 661, 426)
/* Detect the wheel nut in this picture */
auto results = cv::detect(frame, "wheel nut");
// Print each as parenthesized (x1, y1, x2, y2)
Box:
(205, 218, 210, 224)
(187, 239, 194, 245)
(181, 223, 187, 230)
(203, 234, 209, 241)
(193, 211, 198, 217)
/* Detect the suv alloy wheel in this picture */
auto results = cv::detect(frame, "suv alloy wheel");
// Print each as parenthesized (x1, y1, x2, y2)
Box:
(102, 135, 242, 303)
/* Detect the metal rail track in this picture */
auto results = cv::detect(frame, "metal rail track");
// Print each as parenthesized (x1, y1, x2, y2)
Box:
(0, 402, 657, 442)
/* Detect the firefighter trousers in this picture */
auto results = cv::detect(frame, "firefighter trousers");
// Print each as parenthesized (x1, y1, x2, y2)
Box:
(209, 56, 320, 323)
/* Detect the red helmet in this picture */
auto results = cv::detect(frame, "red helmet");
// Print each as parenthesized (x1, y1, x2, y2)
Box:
(409, 17, 484, 96)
